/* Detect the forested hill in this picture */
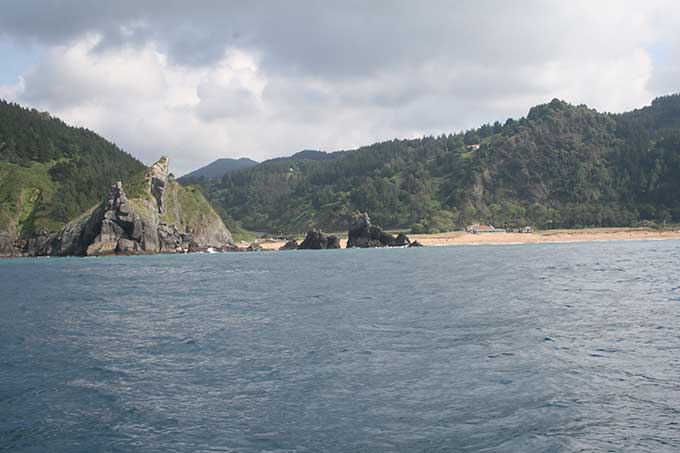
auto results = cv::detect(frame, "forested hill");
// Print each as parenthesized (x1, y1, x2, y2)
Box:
(178, 157, 258, 181)
(0, 100, 145, 238)
(194, 94, 680, 234)
(264, 149, 351, 163)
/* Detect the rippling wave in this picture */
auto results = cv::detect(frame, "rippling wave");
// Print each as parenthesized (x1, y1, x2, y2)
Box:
(1, 241, 680, 452)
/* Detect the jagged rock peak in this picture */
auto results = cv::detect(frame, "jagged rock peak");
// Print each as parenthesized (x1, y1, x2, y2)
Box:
(346, 211, 413, 248)
(106, 181, 127, 210)
(86, 180, 144, 256)
(150, 156, 169, 213)
(14, 156, 235, 257)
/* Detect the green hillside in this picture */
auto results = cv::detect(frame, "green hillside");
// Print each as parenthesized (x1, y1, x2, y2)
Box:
(0, 100, 146, 238)
(5, 94, 680, 240)
(195, 95, 680, 234)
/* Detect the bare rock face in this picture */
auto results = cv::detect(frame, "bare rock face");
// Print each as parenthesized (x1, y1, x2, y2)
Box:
(298, 230, 340, 250)
(157, 222, 193, 254)
(116, 238, 142, 254)
(84, 181, 147, 256)
(188, 215, 233, 249)
(150, 158, 168, 213)
(0, 233, 21, 257)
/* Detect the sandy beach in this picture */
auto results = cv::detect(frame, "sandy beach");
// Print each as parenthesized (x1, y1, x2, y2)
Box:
(246, 227, 680, 250)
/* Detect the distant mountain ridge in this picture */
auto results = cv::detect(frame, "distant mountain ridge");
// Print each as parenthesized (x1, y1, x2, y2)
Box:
(179, 157, 258, 181)
(6, 94, 680, 242)
(179, 150, 351, 182)
(264, 149, 351, 163)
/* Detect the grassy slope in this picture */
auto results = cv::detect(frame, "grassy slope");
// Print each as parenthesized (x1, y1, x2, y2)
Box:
(159, 179, 221, 230)
(0, 160, 61, 236)
(171, 180, 253, 241)
(122, 161, 231, 235)
(195, 96, 680, 234)
(0, 100, 146, 239)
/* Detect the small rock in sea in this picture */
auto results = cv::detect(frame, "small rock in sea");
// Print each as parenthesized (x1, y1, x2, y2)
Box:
(298, 230, 340, 250)
(408, 240, 424, 247)
(326, 235, 341, 249)
(346, 212, 411, 248)
(394, 233, 411, 247)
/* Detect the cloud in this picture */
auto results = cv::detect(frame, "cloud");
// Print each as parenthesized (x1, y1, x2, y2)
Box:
(196, 50, 265, 121)
(17, 35, 168, 109)
(0, 1, 678, 174)
(0, 76, 24, 100)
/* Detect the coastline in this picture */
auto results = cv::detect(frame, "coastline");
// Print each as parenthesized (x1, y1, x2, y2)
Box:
(4, 227, 680, 258)
(251, 227, 680, 250)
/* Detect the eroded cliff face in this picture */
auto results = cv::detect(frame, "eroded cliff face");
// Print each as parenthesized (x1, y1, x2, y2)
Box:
(2, 157, 234, 257)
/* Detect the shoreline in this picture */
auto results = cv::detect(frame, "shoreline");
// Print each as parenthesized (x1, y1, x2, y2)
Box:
(4, 228, 680, 259)
(251, 227, 680, 250)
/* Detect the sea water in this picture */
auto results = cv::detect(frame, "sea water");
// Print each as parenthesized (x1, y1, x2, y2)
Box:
(1, 241, 680, 452)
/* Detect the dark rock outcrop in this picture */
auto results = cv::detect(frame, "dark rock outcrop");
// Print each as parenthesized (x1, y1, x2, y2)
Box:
(0, 233, 21, 257)
(219, 243, 243, 252)
(158, 222, 194, 254)
(298, 230, 340, 250)
(326, 235, 341, 249)
(409, 240, 424, 247)
(347, 212, 372, 247)
(346, 212, 413, 248)
(394, 233, 412, 247)
(279, 239, 299, 250)
(246, 242, 262, 251)
(84, 180, 147, 256)
(150, 161, 167, 213)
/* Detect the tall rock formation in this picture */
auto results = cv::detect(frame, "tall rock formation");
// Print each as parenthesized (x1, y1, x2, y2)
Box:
(346, 212, 412, 248)
(17, 157, 234, 256)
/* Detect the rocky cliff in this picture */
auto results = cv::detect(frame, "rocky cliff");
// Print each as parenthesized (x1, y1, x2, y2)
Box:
(2, 157, 234, 257)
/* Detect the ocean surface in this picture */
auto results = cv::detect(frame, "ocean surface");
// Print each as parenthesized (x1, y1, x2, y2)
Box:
(2, 241, 680, 452)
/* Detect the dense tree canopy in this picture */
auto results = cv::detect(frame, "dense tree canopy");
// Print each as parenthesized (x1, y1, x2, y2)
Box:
(0, 100, 145, 234)
(195, 95, 680, 234)
(4, 94, 680, 238)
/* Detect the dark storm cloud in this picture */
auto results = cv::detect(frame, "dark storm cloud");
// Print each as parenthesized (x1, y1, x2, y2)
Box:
(0, 0, 576, 74)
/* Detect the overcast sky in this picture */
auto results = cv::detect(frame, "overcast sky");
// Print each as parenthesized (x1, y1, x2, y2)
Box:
(1, 1, 679, 175)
